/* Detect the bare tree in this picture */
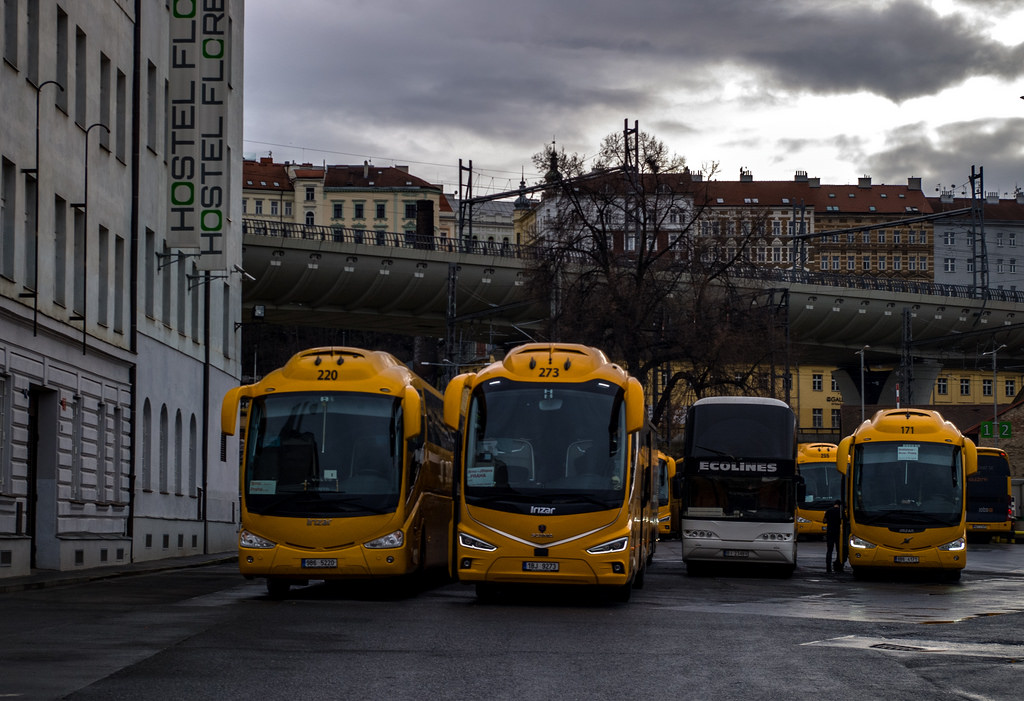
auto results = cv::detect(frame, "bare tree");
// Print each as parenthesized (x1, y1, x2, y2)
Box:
(525, 123, 787, 439)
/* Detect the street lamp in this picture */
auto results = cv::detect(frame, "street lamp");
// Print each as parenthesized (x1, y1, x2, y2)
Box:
(24, 79, 65, 335)
(983, 343, 1006, 446)
(855, 345, 870, 423)
(70, 122, 109, 354)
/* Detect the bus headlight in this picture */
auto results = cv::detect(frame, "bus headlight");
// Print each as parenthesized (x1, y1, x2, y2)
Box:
(684, 529, 719, 540)
(849, 535, 877, 549)
(239, 529, 276, 549)
(658, 515, 671, 523)
(938, 537, 966, 552)
(365, 530, 404, 549)
(458, 532, 497, 551)
(796, 516, 811, 524)
(587, 537, 629, 554)
(759, 532, 793, 541)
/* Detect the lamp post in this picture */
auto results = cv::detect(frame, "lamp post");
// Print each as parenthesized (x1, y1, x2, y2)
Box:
(25, 79, 64, 335)
(983, 343, 1006, 446)
(71, 122, 109, 354)
(855, 345, 870, 423)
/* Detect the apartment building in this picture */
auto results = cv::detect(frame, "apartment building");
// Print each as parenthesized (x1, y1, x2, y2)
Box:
(931, 192, 1024, 292)
(0, 1, 244, 578)
(242, 158, 452, 243)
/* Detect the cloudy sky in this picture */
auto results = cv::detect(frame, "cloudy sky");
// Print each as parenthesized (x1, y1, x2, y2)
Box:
(243, 0, 1024, 200)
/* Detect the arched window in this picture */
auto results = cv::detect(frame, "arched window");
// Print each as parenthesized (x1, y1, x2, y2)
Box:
(159, 405, 169, 493)
(174, 410, 183, 495)
(142, 399, 152, 491)
(305, 211, 314, 226)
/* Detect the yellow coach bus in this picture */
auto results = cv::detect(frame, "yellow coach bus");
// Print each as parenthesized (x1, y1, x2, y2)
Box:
(966, 447, 1013, 542)
(836, 408, 977, 580)
(795, 443, 841, 538)
(221, 347, 454, 598)
(657, 451, 679, 539)
(443, 343, 657, 602)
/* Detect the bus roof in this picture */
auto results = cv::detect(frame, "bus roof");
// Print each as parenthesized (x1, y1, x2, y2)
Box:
(692, 396, 791, 408)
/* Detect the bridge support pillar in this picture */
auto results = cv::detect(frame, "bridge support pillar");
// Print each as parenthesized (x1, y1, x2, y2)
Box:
(833, 360, 943, 412)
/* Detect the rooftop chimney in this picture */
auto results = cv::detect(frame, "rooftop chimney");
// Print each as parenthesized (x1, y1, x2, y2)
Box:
(858, 176, 872, 189)
(907, 176, 922, 191)
(740, 168, 753, 182)
(794, 170, 808, 182)
(364, 160, 369, 178)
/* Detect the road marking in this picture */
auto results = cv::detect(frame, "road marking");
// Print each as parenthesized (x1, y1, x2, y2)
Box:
(803, 635, 1024, 661)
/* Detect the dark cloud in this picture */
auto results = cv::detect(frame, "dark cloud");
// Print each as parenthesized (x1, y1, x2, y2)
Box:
(863, 118, 1024, 193)
(244, 0, 1024, 188)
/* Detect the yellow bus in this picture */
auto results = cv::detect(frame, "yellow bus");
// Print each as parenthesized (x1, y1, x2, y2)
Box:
(795, 443, 841, 538)
(443, 343, 657, 602)
(657, 452, 679, 539)
(836, 408, 977, 580)
(221, 347, 454, 598)
(966, 447, 1013, 542)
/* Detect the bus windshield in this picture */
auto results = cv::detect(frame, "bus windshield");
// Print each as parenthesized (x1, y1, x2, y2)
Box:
(853, 441, 963, 528)
(684, 475, 795, 521)
(244, 391, 402, 517)
(800, 462, 842, 508)
(463, 379, 627, 514)
(967, 453, 1011, 522)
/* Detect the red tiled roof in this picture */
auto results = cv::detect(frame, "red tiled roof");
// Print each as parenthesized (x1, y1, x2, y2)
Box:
(323, 165, 439, 191)
(242, 159, 291, 191)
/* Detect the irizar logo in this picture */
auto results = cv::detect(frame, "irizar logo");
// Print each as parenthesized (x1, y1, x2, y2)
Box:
(530, 506, 556, 515)
(698, 461, 778, 473)
(307, 518, 332, 526)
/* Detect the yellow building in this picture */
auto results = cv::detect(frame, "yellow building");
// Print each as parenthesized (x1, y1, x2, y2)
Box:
(242, 158, 452, 243)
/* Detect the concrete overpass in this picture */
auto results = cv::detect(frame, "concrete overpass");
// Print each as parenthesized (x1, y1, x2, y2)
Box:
(240, 218, 1024, 400)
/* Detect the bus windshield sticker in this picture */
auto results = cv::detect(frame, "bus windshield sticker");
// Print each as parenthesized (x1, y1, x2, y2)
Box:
(250, 480, 277, 494)
(323, 470, 337, 480)
(467, 466, 495, 486)
(898, 444, 919, 461)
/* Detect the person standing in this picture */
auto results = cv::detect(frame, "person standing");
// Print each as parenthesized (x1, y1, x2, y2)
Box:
(824, 499, 843, 574)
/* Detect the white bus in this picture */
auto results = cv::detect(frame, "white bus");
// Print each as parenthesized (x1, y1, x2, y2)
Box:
(679, 397, 800, 576)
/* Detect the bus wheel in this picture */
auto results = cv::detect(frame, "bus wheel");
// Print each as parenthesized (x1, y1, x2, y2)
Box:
(633, 565, 646, 590)
(685, 560, 706, 577)
(266, 578, 290, 600)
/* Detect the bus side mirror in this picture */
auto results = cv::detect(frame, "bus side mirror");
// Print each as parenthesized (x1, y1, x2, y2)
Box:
(625, 377, 644, 434)
(836, 436, 852, 475)
(443, 373, 472, 430)
(671, 473, 684, 497)
(221, 386, 254, 436)
(403, 386, 422, 440)
(962, 438, 978, 477)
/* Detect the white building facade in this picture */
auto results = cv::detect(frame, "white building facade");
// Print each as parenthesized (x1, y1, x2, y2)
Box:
(0, 0, 244, 578)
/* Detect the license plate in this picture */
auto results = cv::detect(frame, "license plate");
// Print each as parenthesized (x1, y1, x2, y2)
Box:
(893, 556, 919, 564)
(522, 561, 559, 572)
(301, 558, 338, 568)
(723, 550, 750, 558)
(971, 524, 989, 529)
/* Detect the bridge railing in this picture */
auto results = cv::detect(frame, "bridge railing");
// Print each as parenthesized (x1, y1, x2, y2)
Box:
(243, 218, 1024, 303)
(243, 218, 535, 258)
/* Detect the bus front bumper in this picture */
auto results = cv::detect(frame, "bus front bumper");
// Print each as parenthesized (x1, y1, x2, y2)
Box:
(847, 541, 966, 570)
(239, 541, 412, 580)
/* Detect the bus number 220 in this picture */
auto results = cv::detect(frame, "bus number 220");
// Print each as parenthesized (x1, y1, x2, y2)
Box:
(318, 369, 339, 381)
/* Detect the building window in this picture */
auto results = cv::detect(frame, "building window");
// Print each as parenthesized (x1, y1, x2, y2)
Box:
(831, 408, 841, 428)
(812, 408, 823, 428)
(894, 256, 901, 271)
(862, 256, 870, 271)
(936, 377, 947, 395)
(960, 378, 970, 396)
(305, 186, 315, 201)
(284, 202, 292, 217)
(831, 377, 839, 392)
(254, 199, 263, 215)
(354, 202, 364, 219)
(305, 211, 314, 226)
(270, 200, 278, 216)
(1005, 379, 1016, 397)
(893, 230, 901, 244)
(944, 232, 955, 246)
(405, 203, 417, 219)
(375, 203, 386, 219)
(241, 198, 247, 213)
(983, 379, 992, 397)
(812, 373, 823, 391)
(878, 231, 886, 244)
(847, 256, 855, 271)
(920, 257, 927, 271)
(333, 202, 343, 219)
(878, 256, 886, 271)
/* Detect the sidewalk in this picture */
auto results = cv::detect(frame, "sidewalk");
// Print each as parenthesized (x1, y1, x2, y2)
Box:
(0, 553, 235, 594)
